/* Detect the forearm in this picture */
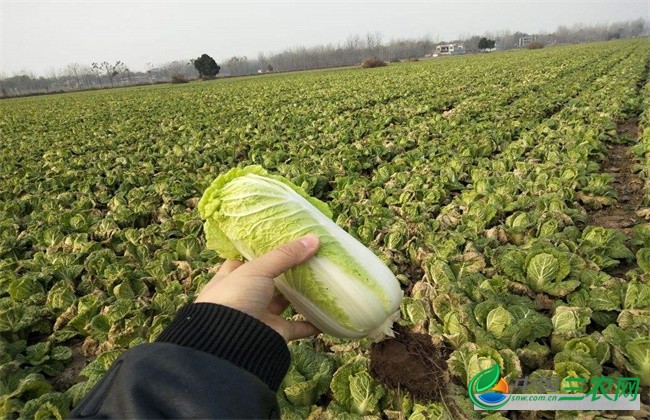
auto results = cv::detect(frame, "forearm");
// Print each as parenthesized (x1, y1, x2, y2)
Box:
(70, 303, 291, 419)
(156, 302, 291, 391)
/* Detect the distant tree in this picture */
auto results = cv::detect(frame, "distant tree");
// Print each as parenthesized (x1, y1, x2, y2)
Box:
(478, 37, 496, 50)
(607, 29, 622, 40)
(64, 63, 83, 88)
(465, 35, 482, 52)
(193, 54, 220, 79)
(227, 56, 254, 76)
(16, 71, 36, 94)
(365, 32, 383, 51)
(92, 61, 126, 87)
(226, 57, 238, 75)
(0, 74, 6, 98)
(266, 64, 273, 72)
(146, 62, 156, 82)
(238, 56, 251, 74)
(90, 62, 104, 87)
(164, 60, 191, 81)
(122, 66, 133, 84)
(345, 34, 362, 50)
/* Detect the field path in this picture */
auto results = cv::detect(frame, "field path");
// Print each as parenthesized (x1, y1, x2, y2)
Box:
(590, 118, 644, 233)
(587, 57, 650, 280)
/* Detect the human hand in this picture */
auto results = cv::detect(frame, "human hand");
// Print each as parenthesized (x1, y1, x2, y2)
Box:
(196, 235, 321, 341)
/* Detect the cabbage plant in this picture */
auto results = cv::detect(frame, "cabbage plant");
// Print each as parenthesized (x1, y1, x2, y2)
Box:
(199, 166, 403, 338)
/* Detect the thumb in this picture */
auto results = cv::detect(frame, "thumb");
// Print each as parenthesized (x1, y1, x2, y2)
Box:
(235, 235, 320, 279)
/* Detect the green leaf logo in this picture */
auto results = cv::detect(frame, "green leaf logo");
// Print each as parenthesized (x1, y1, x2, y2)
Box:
(468, 363, 510, 410)
(475, 363, 500, 393)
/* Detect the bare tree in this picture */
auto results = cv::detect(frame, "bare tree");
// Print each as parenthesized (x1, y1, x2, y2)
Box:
(92, 61, 126, 87)
(162, 60, 196, 81)
(145, 62, 155, 83)
(90, 63, 104, 87)
(122, 66, 133, 84)
(64, 63, 83, 89)
(257, 52, 268, 69)
(365, 32, 377, 51)
(227, 56, 251, 76)
(45, 67, 58, 92)
(78, 64, 95, 88)
(363, 32, 384, 56)
(345, 34, 362, 50)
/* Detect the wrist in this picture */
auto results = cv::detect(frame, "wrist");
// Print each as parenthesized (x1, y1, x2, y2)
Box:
(155, 303, 290, 391)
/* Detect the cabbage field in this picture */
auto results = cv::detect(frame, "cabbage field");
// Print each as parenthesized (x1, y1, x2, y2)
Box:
(2, 39, 650, 418)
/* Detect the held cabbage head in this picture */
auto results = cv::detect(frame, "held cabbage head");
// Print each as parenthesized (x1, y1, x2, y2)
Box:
(198, 165, 403, 338)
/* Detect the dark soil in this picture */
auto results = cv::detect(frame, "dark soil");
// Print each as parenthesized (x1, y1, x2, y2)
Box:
(401, 265, 425, 295)
(369, 329, 451, 402)
(52, 340, 89, 392)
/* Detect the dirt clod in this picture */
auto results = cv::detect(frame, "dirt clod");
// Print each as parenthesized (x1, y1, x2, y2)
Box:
(370, 330, 451, 402)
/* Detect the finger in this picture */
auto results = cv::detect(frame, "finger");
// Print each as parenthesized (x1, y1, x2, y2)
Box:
(216, 260, 243, 276)
(235, 235, 320, 279)
(268, 293, 290, 315)
(206, 261, 244, 289)
(283, 320, 321, 341)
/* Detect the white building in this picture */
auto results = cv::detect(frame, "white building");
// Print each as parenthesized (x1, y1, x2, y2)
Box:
(435, 44, 466, 55)
(518, 36, 537, 48)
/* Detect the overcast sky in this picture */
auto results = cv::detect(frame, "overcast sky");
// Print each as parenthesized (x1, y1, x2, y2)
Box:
(1, 0, 647, 76)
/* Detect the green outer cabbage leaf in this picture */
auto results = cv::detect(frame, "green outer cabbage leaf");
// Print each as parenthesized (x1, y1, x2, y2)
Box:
(198, 165, 403, 338)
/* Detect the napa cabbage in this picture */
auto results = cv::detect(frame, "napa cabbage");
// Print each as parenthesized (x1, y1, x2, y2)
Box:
(198, 165, 403, 338)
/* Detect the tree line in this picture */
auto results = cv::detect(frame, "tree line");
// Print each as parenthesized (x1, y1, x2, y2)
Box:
(0, 18, 645, 98)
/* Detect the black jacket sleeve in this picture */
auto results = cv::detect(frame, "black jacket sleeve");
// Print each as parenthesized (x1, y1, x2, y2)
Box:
(69, 303, 291, 419)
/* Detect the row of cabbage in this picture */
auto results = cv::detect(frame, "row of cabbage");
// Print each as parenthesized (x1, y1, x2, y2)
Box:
(396, 43, 650, 418)
(277, 41, 650, 419)
(0, 40, 648, 419)
(632, 61, 650, 198)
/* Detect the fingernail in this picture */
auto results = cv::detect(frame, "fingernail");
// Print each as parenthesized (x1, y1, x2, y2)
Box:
(300, 234, 319, 250)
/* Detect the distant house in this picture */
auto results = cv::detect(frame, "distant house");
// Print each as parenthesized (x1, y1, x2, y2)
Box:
(518, 36, 537, 48)
(435, 44, 466, 55)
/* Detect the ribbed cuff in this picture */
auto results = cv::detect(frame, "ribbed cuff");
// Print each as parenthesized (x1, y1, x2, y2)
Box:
(155, 303, 290, 391)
